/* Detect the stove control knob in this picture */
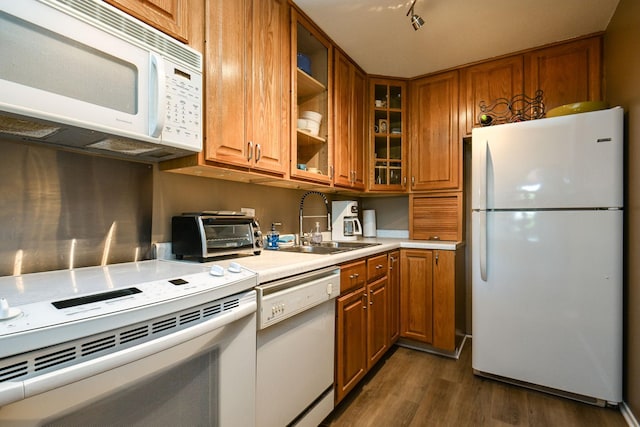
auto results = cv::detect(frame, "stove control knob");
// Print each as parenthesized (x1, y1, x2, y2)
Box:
(228, 262, 242, 273)
(0, 298, 22, 320)
(209, 265, 225, 277)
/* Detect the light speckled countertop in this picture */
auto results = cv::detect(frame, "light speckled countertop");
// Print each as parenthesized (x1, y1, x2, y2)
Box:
(201, 238, 464, 284)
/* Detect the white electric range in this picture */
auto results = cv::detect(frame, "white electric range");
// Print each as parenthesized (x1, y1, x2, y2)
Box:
(0, 259, 258, 426)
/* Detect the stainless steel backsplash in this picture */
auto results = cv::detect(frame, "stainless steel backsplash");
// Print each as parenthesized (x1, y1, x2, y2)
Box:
(0, 140, 153, 277)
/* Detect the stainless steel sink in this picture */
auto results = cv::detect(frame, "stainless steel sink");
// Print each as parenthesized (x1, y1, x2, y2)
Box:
(278, 241, 379, 255)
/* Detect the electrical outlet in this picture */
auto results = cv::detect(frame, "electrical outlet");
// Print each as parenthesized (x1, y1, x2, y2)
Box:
(153, 242, 173, 260)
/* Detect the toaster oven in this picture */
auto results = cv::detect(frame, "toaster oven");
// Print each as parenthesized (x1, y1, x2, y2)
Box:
(172, 212, 262, 261)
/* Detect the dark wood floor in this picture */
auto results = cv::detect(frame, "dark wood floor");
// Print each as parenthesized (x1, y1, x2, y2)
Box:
(323, 340, 627, 426)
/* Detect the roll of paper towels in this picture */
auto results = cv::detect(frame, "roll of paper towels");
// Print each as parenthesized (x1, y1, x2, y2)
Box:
(363, 210, 377, 237)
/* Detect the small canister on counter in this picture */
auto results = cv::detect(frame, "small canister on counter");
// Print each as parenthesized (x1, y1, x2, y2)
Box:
(363, 210, 377, 237)
(266, 222, 281, 250)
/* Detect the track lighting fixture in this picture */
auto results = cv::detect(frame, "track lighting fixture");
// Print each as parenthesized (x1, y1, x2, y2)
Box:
(406, 0, 425, 31)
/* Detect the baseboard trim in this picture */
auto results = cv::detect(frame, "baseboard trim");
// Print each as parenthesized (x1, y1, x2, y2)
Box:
(621, 402, 640, 427)
(396, 334, 469, 360)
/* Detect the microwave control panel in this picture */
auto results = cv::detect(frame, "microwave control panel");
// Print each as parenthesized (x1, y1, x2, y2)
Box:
(163, 59, 202, 151)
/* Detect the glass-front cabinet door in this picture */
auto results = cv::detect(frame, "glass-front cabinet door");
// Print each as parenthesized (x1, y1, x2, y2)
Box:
(290, 9, 332, 185)
(369, 79, 406, 191)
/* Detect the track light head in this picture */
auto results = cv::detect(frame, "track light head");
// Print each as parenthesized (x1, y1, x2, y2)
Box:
(411, 13, 425, 30)
(406, 0, 425, 31)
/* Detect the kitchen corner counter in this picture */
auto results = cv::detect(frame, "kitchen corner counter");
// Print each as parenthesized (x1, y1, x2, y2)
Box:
(206, 238, 464, 284)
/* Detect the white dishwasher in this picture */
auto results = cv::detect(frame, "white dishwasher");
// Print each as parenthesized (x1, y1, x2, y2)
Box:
(255, 266, 340, 427)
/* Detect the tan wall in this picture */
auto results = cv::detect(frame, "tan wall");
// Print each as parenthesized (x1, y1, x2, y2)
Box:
(361, 196, 409, 230)
(604, 0, 640, 414)
(151, 169, 411, 245)
(151, 168, 328, 242)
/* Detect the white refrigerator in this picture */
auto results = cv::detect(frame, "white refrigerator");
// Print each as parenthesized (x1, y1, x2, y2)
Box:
(471, 107, 623, 405)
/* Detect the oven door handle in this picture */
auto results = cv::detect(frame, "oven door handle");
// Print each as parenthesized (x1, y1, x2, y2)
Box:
(0, 297, 256, 407)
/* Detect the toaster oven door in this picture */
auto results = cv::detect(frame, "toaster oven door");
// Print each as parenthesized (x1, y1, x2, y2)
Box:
(203, 223, 255, 254)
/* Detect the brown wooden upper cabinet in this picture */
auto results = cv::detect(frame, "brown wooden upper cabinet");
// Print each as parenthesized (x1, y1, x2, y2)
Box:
(369, 78, 407, 192)
(409, 70, 460, 192)
(204, 0, 290, 176)
(334, 50, 366, 190)
(525, 36, 602, 113)
(291, 11, 333, 185)
(461, 56, 524, 136)
(461, 36, 601, 135)
(105, 0, 190, 43)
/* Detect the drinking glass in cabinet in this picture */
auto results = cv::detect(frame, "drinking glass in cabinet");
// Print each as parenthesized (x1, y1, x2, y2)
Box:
(389, 86, 402, 109)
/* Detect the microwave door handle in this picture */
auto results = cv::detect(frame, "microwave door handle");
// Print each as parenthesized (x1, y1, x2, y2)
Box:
(149, 53, 166, 138)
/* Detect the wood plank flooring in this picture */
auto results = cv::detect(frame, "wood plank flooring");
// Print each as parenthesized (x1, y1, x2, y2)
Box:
(322, 340, 627, 426)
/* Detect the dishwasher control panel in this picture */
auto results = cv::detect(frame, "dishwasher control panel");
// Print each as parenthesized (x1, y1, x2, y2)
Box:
(255, 267, 340, 329)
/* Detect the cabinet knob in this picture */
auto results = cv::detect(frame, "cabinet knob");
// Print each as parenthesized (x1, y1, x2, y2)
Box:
(376, 264, 383, 269)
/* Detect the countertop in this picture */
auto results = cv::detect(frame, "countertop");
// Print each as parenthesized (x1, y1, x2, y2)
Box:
(0, 239, 463, 306)
(196, 238, 464, 284)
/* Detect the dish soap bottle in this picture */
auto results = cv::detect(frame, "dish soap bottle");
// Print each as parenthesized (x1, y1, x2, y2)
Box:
(266, 222, 281, 250)
(311, 221, 323, 244)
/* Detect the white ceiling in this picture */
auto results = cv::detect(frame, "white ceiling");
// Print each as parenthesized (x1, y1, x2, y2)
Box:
(293, 0, 620, 78)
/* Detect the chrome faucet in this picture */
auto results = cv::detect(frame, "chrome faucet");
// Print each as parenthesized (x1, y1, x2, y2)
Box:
(299, 191, 331, 244)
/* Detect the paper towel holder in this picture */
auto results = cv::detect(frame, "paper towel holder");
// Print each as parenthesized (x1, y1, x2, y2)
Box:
(363, 209, 377, 238)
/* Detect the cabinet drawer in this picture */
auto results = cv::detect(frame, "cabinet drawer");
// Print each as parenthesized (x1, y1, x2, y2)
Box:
(341, 260, 367, 294)
(367, 254, 388, 282)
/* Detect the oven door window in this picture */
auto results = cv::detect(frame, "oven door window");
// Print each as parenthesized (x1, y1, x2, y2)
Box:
(45, 350, 219, 426)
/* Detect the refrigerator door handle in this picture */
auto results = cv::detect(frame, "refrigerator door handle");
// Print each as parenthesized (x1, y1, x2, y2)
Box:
(479, 211, 487, 281)
(479, 141, 489, 210)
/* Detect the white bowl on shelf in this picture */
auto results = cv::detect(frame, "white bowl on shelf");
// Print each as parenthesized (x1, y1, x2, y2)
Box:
(297, 118, 320, 136)
(300, 110, 322, 124)
(306, 121, 320, 136)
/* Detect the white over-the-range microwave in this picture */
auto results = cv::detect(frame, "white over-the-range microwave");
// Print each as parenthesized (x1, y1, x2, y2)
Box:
(0, 0, 203, 162)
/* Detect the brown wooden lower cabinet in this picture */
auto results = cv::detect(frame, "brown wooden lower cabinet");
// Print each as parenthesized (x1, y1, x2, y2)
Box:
(400, 249, 434, 343)
(366, 276, 388, 368)
(399, 247, 464, 352)
(335, 282, 368, 403)
(336, 248, 464, 404)
(388, 250, 400, 344)
(336, 254, 390, 404)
